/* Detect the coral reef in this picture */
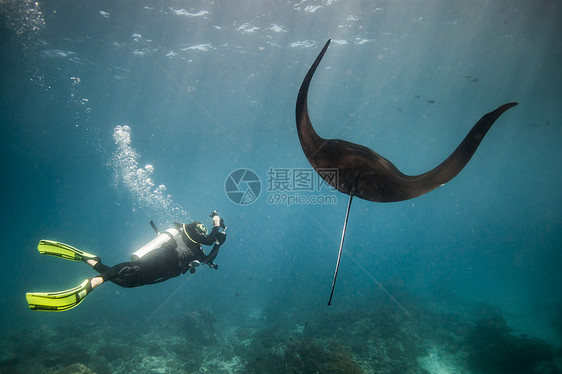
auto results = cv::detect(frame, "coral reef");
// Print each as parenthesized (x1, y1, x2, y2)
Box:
(1, 301, 560, 373)
(466, 315, 555, 373)
(0, 309, 222, 374)
(284, 339, 363, 374)
(53, 363, 96, 374)
(302, 307, 425, 373)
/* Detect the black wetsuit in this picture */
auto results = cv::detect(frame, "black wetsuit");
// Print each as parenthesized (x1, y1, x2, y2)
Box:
(93, 222, 224, 288)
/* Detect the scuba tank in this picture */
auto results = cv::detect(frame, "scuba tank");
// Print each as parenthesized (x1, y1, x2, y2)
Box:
(130, 227, 179, 261)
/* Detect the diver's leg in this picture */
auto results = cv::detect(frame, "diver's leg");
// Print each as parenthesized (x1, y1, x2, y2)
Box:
(86, 263, 140, 289)
(86, 258, 100, 267)
(85, 259, 110, 288)
(98, 262, 146, 288)
(95, 247, 177, 288)
(91, 276, 104, 289)
(85, 261, 111, 289)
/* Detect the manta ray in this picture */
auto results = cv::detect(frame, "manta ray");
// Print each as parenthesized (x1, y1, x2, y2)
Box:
(295, 39, 518, 304)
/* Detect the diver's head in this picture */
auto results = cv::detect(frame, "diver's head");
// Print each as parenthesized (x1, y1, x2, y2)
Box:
(184, 221, 208, 243)
(195, 223, 208, 236)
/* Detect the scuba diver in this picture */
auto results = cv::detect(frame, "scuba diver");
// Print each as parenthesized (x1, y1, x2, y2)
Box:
(26, 211, 227, 312)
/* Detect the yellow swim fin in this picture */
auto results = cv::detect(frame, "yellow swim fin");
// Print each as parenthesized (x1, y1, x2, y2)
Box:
(26, 279, 93, 312)
(37, 240, 99, 262)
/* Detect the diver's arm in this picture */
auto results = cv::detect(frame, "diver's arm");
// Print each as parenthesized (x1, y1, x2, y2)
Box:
(199, 226, 220, 245)
(205, 243, 221, 264)
(203, 230, 226, 270)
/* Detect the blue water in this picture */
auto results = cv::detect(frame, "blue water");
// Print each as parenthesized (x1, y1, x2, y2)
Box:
(1, 0, 561, 372)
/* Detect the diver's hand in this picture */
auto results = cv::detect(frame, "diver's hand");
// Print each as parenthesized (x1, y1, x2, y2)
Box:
(220, 217, 226, 229)
(208, 262, 218, 270)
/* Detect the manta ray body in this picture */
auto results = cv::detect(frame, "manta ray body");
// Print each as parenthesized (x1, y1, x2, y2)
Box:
(295, 39, 518, 304)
